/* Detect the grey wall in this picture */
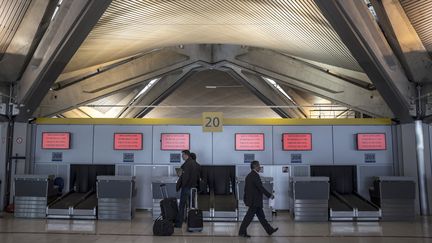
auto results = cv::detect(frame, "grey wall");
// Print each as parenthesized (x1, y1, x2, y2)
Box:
(93, 125, 153, 164)
(0, 123, 7, 210)
(31, 123, 398, 210)
(213, 126, 273, 164)
(152, 126, 212, 164)
(273, 126, 333, 165)
(333, 126, 393, 165)
(35, 125, 93, 163)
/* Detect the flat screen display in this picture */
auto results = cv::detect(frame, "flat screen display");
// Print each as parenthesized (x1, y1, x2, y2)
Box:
(42, 132, 71, 149)
(235, 133, 265, 151)
(114, 133, 143, 150)
(357, 133, 386, 150)
(161, 133, 190, 150)
(283, 133, 312, 151)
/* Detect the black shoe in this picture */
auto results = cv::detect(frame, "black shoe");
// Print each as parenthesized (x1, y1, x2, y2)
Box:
(268, 227, 278, 236)
(238, 233, 251, 238)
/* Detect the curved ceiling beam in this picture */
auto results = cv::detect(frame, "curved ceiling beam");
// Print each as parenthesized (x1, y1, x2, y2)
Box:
(36, 47, 202, 117)
(0, 0, 57, 83)
(15, 0, 113, 121)
(314, 0, 414, 122)
(120, 64, 204, 118)
(221, 47, 393, 118)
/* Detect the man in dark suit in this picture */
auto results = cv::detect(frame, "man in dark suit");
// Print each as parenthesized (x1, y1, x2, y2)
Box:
(238, 160, 278, 238)
(175, 150, 201, 228)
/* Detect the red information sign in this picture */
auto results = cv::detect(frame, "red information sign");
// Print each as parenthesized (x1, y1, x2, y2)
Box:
(42, 132, 71, 149)
(357, 133, 386, 150)
(235, 133, 265, 151)
(114, 133, 143, 150)
(283, 133, 312, 151)
(161, 133, 190, 150)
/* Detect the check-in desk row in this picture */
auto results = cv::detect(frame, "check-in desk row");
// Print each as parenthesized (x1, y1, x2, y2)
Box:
(14, 175, 137, 220)
(290, 176, 416, 221)
(151, 176, 273, 222)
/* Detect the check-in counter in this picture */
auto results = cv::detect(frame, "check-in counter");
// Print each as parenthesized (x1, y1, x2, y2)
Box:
(97, 176, 137, 220)
(151, 176, 179, 220)
(369, 176, 415, 221)
(237, 176, 273, 222)
(14, 175, 57, 218)
(290, 176, 329, 221)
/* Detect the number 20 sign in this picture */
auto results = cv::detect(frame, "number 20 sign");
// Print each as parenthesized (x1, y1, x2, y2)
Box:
(202, 112, 223, 132)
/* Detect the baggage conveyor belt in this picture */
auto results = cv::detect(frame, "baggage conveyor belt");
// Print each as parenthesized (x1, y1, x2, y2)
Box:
(329, 191, 381, 221)
(47, 191, 97, 219)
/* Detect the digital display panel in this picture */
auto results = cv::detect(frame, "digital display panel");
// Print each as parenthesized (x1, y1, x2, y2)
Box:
(235, 133, 265, 151)
(42, 132, 71, 149)
(161, 133, 190, 150)
(357, 133, 386, 150)
(114, 133, 143, 150)
(283, 133, 312, 151)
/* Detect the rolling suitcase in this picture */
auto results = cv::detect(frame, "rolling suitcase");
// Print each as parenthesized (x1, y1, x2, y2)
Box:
(159, 184, 178, 223)
(187, 188, 203, 232)
(153, 216, 174, 236)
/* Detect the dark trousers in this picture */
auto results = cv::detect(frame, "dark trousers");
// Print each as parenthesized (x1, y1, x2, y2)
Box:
(175, 187, 191, 227)
(239, 206, 273, 235)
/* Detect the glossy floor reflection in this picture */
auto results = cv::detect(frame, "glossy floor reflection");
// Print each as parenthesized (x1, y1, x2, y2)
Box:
(1, 211, 432, 243)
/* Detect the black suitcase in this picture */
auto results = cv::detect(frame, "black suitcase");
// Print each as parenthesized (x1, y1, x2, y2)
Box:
(187, 188, 203, 232)
(159, 184, 178, 223)
(153, 216, 174, 236)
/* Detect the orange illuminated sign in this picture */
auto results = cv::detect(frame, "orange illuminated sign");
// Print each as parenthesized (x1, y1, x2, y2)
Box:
(42, 132, 71, 149)
(283, 133, 312, 151)
(235, 133, 265, 151)
(357, 133, 386, 150)
(161, 133, 190, 150)
(114, 133, 143, 150)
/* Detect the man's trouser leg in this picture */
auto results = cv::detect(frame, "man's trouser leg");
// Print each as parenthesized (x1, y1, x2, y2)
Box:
(175, 187, 190, 227)
(239, 207, 257, 235)
(256, 207, 273, 234)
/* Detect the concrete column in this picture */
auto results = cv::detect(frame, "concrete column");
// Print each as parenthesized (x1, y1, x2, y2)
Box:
(415, 120, 429, 215)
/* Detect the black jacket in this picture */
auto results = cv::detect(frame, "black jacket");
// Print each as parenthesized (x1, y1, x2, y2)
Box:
(176, 158, 201, 191)
(243, 170, 272, 208)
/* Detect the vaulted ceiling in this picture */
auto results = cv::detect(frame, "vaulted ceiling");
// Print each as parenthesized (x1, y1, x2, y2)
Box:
(1, 0, 431, 122)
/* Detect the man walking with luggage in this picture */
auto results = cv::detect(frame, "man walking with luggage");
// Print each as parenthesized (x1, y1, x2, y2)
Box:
(238, 160, 278, 238)
(175, 150, 201, 228)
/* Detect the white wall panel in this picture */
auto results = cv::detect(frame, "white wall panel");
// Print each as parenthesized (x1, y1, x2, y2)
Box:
(93, 125, 152, 164)
(273, 126, 333, 165)
(152, 126, 212, 164)
(333, 126, 393, 165)
(213, 126, 272, 165)
(35, 125, 93, 164)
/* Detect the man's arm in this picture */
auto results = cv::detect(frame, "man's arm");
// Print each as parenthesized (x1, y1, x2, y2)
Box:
(253, 174, 272, 198)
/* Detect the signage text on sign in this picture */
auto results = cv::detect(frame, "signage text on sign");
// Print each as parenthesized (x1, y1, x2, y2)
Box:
(283, 133, 312, 151)
(202, 112, 223, 132)
(114, 133, 143, 150)
(235, 133, 265, 151)
(357, 133, 386, 150)
(161, 133, 190, 150)
(291, 153, 302, 163)
(42, 132, 71, 149)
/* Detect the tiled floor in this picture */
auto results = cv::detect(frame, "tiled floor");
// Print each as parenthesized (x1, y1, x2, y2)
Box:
(1, 211, 432, 242)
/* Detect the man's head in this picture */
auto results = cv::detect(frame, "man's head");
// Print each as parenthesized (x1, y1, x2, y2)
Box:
(250, 160, 261, 172)
(181, 150, 191, 161)
(190, 153, 196, 160)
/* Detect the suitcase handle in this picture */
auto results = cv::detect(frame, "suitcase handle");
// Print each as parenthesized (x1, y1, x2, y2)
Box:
(160, 184, 169, 199)
(190, 187, 198, 209)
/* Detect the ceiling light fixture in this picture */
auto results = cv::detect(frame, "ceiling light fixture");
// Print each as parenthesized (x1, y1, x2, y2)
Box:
(205, 85, 243, 89)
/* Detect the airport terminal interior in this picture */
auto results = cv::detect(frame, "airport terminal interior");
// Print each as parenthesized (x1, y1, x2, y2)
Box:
(1, 0, 432, 242)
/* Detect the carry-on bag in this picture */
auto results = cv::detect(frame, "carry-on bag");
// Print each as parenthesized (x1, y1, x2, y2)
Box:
(187, 187, 203, 232)
(159, 184, 178, 223)
(153, 216, 174, 236)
